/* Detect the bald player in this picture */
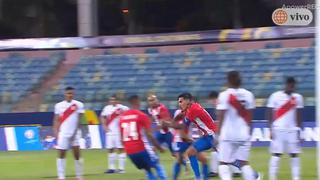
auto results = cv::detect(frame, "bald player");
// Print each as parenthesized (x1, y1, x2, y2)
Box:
(147, 95, 174, 153)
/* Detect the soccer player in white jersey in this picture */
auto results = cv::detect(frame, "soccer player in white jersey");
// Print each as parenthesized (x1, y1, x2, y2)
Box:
(267, 77, 303, 180)
(53, 87, 85, 180)
(100, 95, 129, 174)
(217, 71, 257, 180)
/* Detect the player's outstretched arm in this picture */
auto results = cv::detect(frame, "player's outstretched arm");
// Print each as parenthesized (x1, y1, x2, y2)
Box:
(161, 120, 185, 129)
(145, 128, 164, 153)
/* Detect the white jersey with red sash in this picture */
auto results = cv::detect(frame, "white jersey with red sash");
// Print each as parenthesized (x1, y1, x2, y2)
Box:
(54, 100, 85, 137)
(147, 103, 172, 134)
(101, 104, 129, 135)
(267, 91, 303, 130)
(217, 88, 255, 141)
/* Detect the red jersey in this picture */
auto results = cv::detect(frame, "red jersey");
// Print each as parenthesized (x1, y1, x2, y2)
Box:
(119, 109, 151, 154)
(147, 103, 171, 133)
(185, 103, 217, 136)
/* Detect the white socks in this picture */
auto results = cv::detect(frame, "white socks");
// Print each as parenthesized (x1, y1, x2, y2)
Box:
(57, 158, 83, 179)
(218, 165, 232, 180)
(269, 156, 280, 180)
(118, 153, 126, 170)
(210, 151, 219, 173)
(57, 158, 66, 180)
(75, 159, 84, 178)
(108, 153, 116, 170)
(241, 165, 255, 180)
(291, 157, 300, 180)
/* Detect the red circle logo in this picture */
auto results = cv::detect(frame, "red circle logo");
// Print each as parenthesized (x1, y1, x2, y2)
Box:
(273, 9, 288, 25)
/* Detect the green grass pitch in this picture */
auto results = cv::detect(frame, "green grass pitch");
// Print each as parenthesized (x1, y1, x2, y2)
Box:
(0, 148, 317, 180)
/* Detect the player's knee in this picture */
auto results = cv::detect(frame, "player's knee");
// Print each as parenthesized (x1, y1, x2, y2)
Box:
(58, 150, 66, 158)
(118, 148, 124, 153)
(290, 153, 298, 158)
(197, 154, 207, 164)
(272, 153, 282, 157)
(109, 149, 114, 153)
(219, 161, 229, 165)
(237, 160, 248, 167)
(186, 147, 197, 156)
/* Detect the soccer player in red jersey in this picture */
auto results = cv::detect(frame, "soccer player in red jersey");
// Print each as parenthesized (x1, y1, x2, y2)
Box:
(119, 95, 167, 180)
(147, 95, 173, 153)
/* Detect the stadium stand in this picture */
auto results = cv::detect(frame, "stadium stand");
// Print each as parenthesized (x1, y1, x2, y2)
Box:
(43, 47, 314, 110)
(0, 52, 64, 112)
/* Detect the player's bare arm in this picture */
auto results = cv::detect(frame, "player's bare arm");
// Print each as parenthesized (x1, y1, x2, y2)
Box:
(145, 128, 164, 153)
(179, 129, 193, 143)
(216, 109, 225, 146)
(217, 109, 226, 136)
(53, 114, 60, 138)
(266, 107, 273, 139)
(161, 119, 185, 129)
(77, 113, 84, 130)
(100, 115, 109, 132)
(247, 109, 253, 133)
(296, 108, 303, 141)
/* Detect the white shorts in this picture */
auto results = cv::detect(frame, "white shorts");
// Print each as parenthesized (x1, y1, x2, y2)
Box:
(218, 140, 251, 163)
(270, 129, 301, 154)
(57, 130, 81, 150)
(105, 133, 123, 149)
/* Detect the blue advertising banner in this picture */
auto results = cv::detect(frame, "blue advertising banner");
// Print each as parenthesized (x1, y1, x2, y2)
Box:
(0, 128, 7, 151)
(14, 126, 43, 151)
(0, 122, 317, 151)
(0, 107, 315, 126)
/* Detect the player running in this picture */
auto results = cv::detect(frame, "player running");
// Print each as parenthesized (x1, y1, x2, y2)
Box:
(267, 77, 303, 180)
(217, 71, 257, 180)
(147, 94, 174, 153)
(119, 95, 167, 180)
(53, 87, 84, 180)
(100, 95, 129, 174)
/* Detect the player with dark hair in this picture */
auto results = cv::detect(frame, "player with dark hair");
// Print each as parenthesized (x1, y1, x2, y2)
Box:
(207, 90, 243, 177)
(119, 95, 167, 180)
(53, 87, 84, 180)
(267, 77, 303, 180)
(165, 92, 217, 180)
(100, 95, 129, 174)
(217, 71, 257, 180)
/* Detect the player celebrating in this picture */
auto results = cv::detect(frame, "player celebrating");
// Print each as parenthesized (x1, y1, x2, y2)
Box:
(53, 87, 85, 180)
(217, 71, 257, 180)
(119, 95, 167, 180)
(267, 77, 303, 180)
(147, 95, 173, 153)
(100, 95, 129, 174)
(177, 92, 217, 180)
